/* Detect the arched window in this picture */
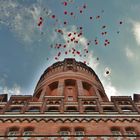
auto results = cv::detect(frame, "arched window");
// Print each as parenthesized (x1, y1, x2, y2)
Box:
(49, 81, 58, 96)
(12, 100, 25, 104)
(84, 106, 96, 112)
(83, 101, 88, 105)
(124, 101, 130, 105)
(75, 127, 85, 135)
(125, 127, 136, 135)
(49, 81, 58, 90)
(7, 126, 19, 136)
(28, 107, 40, 112)
(48, 101, 53, 104)
(82, 82, 91, 90)
(66, 106, 77, 112)
(82, 82, 93, 96)
(111, 127, 122, 135)
(98, 89, 108, 101)
(89, 101, 95, 104)
(59, 127, 70, 135)
(36, 89, 42, 99)
(55, 101, 60, 104)
(23, 127, 34, 136)
(47, 106, 59, 112)
(118, 101, 123, 105)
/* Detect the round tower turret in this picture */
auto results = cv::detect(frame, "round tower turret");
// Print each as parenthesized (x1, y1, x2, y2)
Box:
(33, 58, 108, 102)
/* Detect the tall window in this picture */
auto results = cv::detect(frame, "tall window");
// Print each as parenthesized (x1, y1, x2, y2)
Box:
(23, 127, 34, 136)
(125, 127, 136, 135)
(111, 127, 122, 135)
(64, 79, 77, 102)
(7, 127, 19, 136)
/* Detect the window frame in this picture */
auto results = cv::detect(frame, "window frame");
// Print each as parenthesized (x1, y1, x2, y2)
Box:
(111, 127, 122, 136)
(7, 127, 20, 136)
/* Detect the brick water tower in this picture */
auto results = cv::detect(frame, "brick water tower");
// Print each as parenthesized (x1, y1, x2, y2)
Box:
(0, 58, 140, 139)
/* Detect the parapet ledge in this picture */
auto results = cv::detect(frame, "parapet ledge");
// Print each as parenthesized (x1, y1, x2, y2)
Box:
(8, 95, 32, 102)
(134, 94, 140, 102)
(111, 94, 140, 102)
(0, 94, 7, 102)
(111, 96, 132, 102)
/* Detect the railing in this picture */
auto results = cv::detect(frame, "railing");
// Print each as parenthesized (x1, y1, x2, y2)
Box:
(0, 135, 140, 140)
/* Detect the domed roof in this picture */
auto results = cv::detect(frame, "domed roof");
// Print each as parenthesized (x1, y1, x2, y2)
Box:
(34, 58, 108, 102)
(37, 58, 99, 85)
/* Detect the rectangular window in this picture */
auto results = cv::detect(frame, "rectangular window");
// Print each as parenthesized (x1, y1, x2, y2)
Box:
(8, 131, 18, 136)
(112, 131, 121, 135)
(60, 131, 70, 135)
(23, 131, 32, 136)
(126, 131, 136, 135)
(75, 131, 84, 135)
(67, 96, 73, 101)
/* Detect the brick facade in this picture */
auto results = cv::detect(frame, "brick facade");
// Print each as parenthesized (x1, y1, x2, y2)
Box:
(0, 58, 140, 140)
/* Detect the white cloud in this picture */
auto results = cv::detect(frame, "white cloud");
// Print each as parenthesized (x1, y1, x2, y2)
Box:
(0, 84, 22, 96)
(98, 66, 120, 99)
(0, 0, 49, 43)
(104, 82, 119, 97)
(87, 51, 99, 70)
(61, 25, 88, 48)
(132, 21, 140, 46)
(48, 25, 94, 62)
(125, 47, 134, 58)
(124, 46, 139, 61)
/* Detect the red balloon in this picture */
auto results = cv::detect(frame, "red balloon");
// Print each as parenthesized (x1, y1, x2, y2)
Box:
(58, 52, 61, 56)
(63, 45, 66, 48)
(38, 21, 42, 26)
(68, 33, 72, 37)
(65, 51, 68, 54)
(52, 15, 55, 19)
(40, 17, 43, 20)
(64, 11, 67, 15)
(63, 2, 67, 6)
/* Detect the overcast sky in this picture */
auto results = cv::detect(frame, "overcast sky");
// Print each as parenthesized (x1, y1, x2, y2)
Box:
(0, 0, 140, 100)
